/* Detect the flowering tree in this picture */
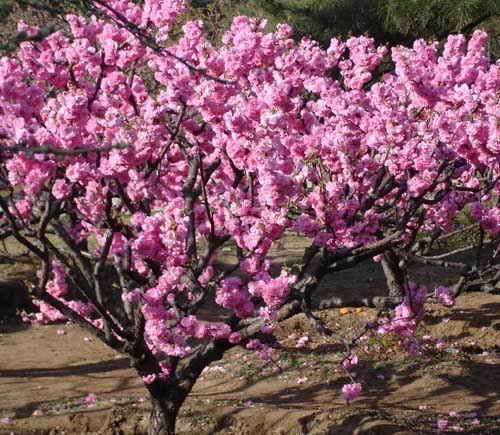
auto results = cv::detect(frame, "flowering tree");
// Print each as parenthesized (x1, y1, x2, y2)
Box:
(0, 1, 498, 433)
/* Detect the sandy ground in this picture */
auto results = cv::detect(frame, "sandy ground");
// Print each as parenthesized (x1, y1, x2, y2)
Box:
(0, 289, 499, 434)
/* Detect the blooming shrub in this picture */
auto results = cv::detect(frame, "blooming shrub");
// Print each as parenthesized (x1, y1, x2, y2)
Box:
(0, 0, 498, 432)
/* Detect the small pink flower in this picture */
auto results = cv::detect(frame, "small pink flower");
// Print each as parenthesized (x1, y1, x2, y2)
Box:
(437, 417, 448, 431)
(56, 329, 66, 335)
(435, 286, 455, 307)
(83, 337, 93, 342)
(228, 332, 242, 344)
(295, 336, 309, 348)
(0, 417, 13, 424)
(246, 339, 261, 350)
(85, 393, 97, 404)
(342, 354, 359, 370)
(449, 410, 458, 417)
(243, 400, 254, 408)
(435, 340, 446, 350)
(142, 374, 157, 384)
(340, 382, 362, 403)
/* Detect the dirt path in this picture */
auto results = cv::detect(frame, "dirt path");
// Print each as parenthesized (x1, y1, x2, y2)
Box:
(1, 291, 499, 434)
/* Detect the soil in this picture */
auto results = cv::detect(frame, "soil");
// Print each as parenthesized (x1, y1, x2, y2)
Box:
(1, 243, 499, 435)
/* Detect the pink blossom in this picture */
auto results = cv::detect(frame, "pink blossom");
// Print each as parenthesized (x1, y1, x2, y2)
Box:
(85, 393, 97, 404)
(435, 286, 455, 307)
(246, 339, 261, 350)
(295, 336, 309, 348)
(435, 340, 446, 350)
(228, 332, 242, 344)
(52, 179, 72, 199)
(142, 374, 157, 385)
(342, 354, 359, 370)
(340, 383, 362, 403)
(437, 417, 448, 431)
(122, 289, 143, 304)
(257, 344, 274, 362)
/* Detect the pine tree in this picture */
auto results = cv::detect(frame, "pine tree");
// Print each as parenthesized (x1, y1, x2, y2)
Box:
(1, 0, 498, 57)
(226, 0, 499, 56)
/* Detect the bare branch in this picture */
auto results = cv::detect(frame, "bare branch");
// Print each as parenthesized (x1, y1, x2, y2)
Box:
(1, 141, 129, 157)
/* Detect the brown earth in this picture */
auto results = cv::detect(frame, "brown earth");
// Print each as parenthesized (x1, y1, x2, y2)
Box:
(0, 288, 499, 435)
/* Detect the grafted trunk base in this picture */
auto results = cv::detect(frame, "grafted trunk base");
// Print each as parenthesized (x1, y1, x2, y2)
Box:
(148, 398, 178, 435)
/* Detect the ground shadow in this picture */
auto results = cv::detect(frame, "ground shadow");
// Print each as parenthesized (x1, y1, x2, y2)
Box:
(0, 358, 130, 378)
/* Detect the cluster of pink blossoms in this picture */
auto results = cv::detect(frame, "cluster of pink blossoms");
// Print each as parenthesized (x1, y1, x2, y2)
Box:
(340, 382, 363, 404)
(26, 261, 94, 325)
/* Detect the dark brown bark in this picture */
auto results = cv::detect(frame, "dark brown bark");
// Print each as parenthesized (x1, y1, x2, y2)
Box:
(133, 351, 186, 435)
(148, 397, 177, 435)
(380, 249, 406, 297)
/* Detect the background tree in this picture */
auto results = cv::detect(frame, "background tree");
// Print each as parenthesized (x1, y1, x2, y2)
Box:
(2, 1, 498, 56)
(195, 0, 500, 56)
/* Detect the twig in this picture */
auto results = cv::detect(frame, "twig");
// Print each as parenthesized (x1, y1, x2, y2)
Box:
(1, 142, 129, 157)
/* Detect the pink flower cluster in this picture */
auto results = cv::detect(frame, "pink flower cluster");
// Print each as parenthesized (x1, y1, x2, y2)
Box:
(27, 262, 94, 325)
(246, 338, 274, 362)
(434, 286, 455, 307)
(377, 282, 428, 356)
(340, 382, 362, 403)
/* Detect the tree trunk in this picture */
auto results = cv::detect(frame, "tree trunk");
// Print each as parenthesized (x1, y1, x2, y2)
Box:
(381, 250, 406, 297)
(133, 351, 191, 435)
(148, 397, 178, 435)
